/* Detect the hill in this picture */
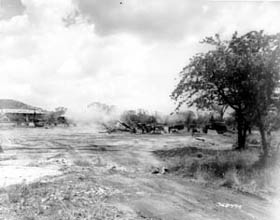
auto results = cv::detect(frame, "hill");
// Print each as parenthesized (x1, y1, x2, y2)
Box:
(0, 99, 40, 110)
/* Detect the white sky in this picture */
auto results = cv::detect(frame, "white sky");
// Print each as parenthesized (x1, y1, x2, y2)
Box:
(0, 0, 280, 113)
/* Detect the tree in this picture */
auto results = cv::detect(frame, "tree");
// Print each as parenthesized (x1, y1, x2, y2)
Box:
(54, 107, 67, 116)
(180, 110, 196, 126)
(120, 109, 157, 126)
(210, 104, 228, 120)
(172, 31, 280, 159)
(168, 110, 196, 126)
(45, 107, 68, 125)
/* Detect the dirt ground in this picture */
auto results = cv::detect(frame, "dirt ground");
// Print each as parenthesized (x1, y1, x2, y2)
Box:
(0, 127, 278, 220)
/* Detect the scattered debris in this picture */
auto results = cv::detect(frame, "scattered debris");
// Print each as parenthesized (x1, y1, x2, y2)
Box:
(101, 120, 166, 134)
(217, 202, 242, 209)
(161, 167, 169, 174)
(151, 167, 169, 175)
(108, 164, 127, 172)
(195, 137, 205, 142)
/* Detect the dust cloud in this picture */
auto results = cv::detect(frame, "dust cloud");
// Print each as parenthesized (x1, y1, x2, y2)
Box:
(66, 102, 122, 129)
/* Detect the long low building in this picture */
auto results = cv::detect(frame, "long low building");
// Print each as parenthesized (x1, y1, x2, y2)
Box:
(0, 99, 49, 126)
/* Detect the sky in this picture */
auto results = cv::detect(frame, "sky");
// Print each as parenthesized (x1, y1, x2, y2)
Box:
(0, 0, 280, 114)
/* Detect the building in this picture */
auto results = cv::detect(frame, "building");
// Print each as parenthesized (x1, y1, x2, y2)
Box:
(0, 99, 48, 127)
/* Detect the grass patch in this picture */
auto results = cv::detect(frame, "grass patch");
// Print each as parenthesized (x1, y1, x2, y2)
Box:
(154, 146, 280, 198)
(0, 171, 125, 220)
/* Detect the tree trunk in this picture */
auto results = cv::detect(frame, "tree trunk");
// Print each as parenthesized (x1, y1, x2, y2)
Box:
(236, 129, 246, 150)
(248, 126, 252, 135)
(258, 120, 268, 165)
(219, 105, 228, 120)
(235, 113, 247, 150)
(219, 110, 224, 121)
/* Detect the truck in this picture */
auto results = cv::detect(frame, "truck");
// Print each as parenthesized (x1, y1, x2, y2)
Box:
(203, 121, 227, 134)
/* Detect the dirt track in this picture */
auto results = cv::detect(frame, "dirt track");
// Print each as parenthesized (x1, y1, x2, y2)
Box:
(0, 127, 277, 220)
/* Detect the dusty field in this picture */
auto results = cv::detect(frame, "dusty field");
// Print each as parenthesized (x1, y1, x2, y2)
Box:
(0, 127, 278, 220)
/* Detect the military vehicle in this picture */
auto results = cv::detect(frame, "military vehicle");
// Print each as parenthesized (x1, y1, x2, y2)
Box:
(203, 121, 227, 134)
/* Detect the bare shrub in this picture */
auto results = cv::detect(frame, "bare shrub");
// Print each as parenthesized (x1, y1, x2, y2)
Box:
(7, 182, 30, 204)
(222, 169, 240, 188)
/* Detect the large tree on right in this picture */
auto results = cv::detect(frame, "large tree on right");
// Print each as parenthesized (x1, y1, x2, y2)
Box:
(172, 31, 280, 160)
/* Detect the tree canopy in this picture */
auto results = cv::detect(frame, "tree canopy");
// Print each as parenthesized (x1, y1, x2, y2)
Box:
(172, 31, 280, 156)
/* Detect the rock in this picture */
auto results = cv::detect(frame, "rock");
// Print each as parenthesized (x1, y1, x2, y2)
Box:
(151, 167, 160, 174)
(110, 166, 116, 170)
(78, 176, 85, 181)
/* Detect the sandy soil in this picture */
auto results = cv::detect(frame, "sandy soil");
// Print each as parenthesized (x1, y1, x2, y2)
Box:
(0, 127, 277, 219)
